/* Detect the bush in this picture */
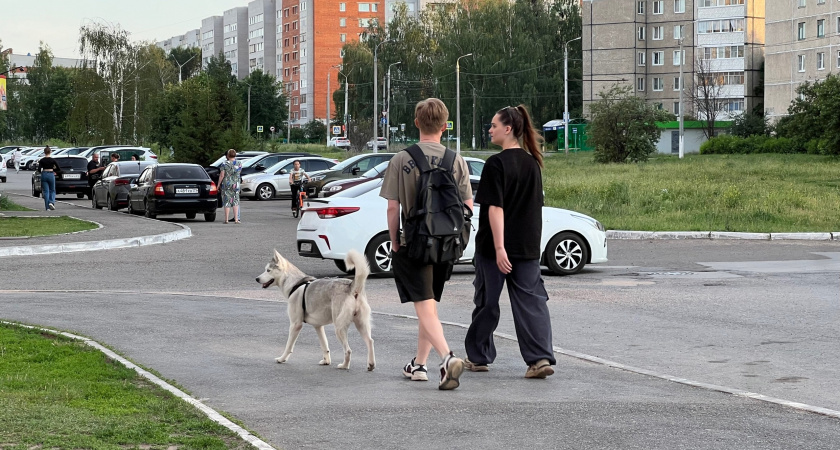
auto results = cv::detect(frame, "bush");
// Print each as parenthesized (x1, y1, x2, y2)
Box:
(701, 135, 805, 155)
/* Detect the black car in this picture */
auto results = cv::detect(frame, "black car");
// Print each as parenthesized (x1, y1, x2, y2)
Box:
(127, 163, 218, 221)
(32, 156, 91, 199)
(238, 152, 320, 177)
(91, 160, 157, 211)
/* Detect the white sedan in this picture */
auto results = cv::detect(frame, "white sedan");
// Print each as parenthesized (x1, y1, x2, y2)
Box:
(296, 179, 608, 275)
(240, 156, 338, 200)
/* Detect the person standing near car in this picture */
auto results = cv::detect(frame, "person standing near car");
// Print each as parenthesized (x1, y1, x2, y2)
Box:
(38, 146, 60, 211)
(464, 105, 556, 379)
(87, 152, 105, 191)
(12, 147, 22, 173)
(380, 98, 473, 390)
(217, 149, 242, 224)
(288, 160, 310, 212)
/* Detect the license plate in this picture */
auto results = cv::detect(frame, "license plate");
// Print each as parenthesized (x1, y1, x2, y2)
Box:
(300, 242, 312, 252)
(176, 188, 198, 194)
(63, 174, 80, 179)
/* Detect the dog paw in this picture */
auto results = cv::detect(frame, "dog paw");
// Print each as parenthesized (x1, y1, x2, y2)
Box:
(275, 356, 289, 364)
(319, 359, 331, 365)
(367, 363, 375, 371)
(337, 363, 349, 370)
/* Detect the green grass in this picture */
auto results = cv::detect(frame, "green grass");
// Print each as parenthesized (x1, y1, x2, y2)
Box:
(0, 195, 33, 211)
(0, 216, 99, 237)
(0, 323, 251, 449)
(541, 152, 840, 232)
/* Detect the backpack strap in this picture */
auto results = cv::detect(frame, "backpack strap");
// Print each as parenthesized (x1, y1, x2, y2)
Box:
(440, 148, 456, 172)
(405, 144, 431, 173)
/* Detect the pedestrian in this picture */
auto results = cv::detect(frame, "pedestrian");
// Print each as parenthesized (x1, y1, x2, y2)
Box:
(131, 154, 138, 161)
(217, 148, 241, 224)
(38, 146, 60, 211)
(380, 98, 473, 390)
(288, 160, 310, 211)
(87, 152, 105, 191)
(464, 105, 556, 379)
(109, 153, 120, 164)
(12, 147, 22, 173)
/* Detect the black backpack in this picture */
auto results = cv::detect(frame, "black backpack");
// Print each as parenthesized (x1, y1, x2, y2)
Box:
(402, 145, 473, 265)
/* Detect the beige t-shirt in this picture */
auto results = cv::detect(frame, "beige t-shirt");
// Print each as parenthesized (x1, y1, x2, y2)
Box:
(380, 142, 472, 234)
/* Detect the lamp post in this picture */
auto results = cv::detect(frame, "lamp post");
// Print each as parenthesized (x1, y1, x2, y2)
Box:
(327, 71, 331, 143)
(456, 53, 472, 154)
(564, 37, 581, 155)
(241, 82, 252, 134)
(170, 54, 197, 85)
(372, 39, 390, 153)
(334, 65, 352, 138)
(678, 35, 685, 159)
(386, 61, 401, 150)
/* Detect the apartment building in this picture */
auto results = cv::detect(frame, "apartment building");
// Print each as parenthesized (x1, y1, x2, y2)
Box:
(157, 29, 201, 53)
(223, 7, 249, 79)
(247, 0, 278, 76)
(583, 0, 764, 122)
(764, 0, 840, 122)
(201, 16, 224, 68)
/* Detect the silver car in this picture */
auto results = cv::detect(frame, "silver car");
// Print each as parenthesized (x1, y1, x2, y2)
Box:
(240, 156, 338, 200)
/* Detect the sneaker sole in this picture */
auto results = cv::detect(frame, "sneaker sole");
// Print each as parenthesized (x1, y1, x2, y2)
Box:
(439, 359, 464, 390)
(465, 362, 489, 372)
(525, 365, 555, 379)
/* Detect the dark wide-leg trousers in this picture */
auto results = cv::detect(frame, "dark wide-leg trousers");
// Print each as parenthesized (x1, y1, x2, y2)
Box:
(465, 252, 556, 366)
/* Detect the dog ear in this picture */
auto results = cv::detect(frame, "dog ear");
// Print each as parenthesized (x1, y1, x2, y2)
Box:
(273, 249, 282, 264)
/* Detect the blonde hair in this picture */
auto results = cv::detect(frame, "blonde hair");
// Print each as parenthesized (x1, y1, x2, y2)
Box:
(226, 149, 237, 159)
(414, 98, 448, 135)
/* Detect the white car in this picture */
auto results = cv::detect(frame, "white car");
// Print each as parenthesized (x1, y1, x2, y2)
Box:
(328, 137, 351, 150)
(240, 156, 338, 200)
(296, 179, 608, 275)
(0, 158, 6, 182)
(20, 148, 47, 170)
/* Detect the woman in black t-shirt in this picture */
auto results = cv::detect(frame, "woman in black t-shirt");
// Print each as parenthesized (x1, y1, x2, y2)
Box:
(464, 105, 557, 379)
(38, 146, 60, 211)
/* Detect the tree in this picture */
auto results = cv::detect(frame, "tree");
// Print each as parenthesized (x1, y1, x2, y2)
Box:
(687, 58, 726, 139)
(169, 75, 223, 166)
(302, 120, 327, 142)
(240, 69, 287, 136)
(729, 111, 769, 138)
(775, 73, 840, 155)
(168, 47, 201, 83)
(588, 84, 673, 163)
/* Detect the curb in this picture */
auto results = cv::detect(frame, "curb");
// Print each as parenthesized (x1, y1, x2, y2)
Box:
(608, 230, 839, 241)
(0, 223, 191, 257)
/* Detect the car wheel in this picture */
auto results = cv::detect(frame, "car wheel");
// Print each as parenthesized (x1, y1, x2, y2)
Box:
(107, 195, 118, 211)
(32, 182, 39, 197)
(0, 177, 5, 183)
(186, 212, 197, 219)
(144, 202, 156, 219)
(91, 191, 103, 209)
(334, 259, 355, 274)
(204, 212, 216, 222)
(256, 183, 275, 201)
(545, 232, 588, 275)
(365, 233, 393, 274)
(77, 193, 85, 199)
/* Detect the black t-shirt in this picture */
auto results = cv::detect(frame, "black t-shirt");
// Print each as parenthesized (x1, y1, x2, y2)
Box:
(87, 160, 101, 184)
(38, 157, 59, 173)
(475, 148, 543, 260)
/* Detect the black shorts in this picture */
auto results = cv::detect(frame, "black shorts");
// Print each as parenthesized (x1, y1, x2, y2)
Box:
(392, 246, 454, 303)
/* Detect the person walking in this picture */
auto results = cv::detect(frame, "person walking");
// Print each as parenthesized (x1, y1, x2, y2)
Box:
(380, 98, 473, 390)
(288, 160, 310, 212)
(464, 105, 556, 379)
(38, 146, 60, 211)
(87, 152, 105, 192)
(12, 147, 22, 173)
(217, 149, 242, 224)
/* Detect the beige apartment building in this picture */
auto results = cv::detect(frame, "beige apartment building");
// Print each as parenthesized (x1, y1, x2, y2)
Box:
(764, 0, 840, 122)
(584, 0, 765, 126)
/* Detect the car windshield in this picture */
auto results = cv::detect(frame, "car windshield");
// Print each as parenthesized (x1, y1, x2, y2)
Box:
(330, 154, 370, 171)
(56, 158, 89, 170)
(333, 179, 383, 198)
(362, 161, 389, 178)
(158, 166, 208, 179)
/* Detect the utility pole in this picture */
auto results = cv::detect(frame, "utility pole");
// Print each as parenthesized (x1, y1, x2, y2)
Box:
(287, 82, 292, 143)
(372, 39, 390, 153)
(456, 53, 472, 154)
(564, 37, 581, 155)
(678, 35, 685, 159)
(472, 87, 476, 150)
(333, 65, 352, 139)
(386, 62, 401, 150)
(247, 84, 251, 134)
(327, 71, 331, 143)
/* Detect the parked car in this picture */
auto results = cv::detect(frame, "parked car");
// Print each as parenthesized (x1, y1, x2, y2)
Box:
(31, 156, 91, 199)
(80, 146, 157, 163)
(91, 160, 158, 211)
(306, 152, 395, 197)
(20, 148, 46, 170)
(56, 147, 89, 156)
(239, 152, 323, 177)
(240, 157, 338, 200)
(365, 137, 387, 150)
(321, 160, 390, 197)
(6, 147, 37, 168)
(296, 179, 608, 275)
(127, 163, 218, 221)
(328, 137, 351, 150)
(0, 160, 6, 182)
(205, 151, 269, 188)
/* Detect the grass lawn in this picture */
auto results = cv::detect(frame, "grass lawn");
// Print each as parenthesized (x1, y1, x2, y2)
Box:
(540, 152, 840, 232)
(0, 195, 33, 212)
(0, 323, 251, 449)
(0, 216, 98, 237)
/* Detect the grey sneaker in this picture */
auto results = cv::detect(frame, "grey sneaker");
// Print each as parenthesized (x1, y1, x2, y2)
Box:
(48, 203, 55, 210)
(439, 352, 464, 390)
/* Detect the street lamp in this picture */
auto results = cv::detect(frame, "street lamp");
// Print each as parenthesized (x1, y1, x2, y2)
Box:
(333, 65, 352, 139)
(169, 53, 197, 85)
(564, 37, 581, 155)
(241, 81, 252, 134)
(372, 39, 391, 153)
(456, 53, 473, 154)
(678, 35, 685, 159)
(386, 61, 401, 149)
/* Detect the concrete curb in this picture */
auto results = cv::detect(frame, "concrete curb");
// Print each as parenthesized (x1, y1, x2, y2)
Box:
(608, 230, 837, 241)
(1, 321, 276, 450)
(0, 223, 191, 257)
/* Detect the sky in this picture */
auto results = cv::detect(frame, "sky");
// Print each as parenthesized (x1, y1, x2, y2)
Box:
(3, 0, 250, 58)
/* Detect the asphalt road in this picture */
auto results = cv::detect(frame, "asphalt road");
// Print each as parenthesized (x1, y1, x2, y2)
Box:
(2, 169, 839, 449)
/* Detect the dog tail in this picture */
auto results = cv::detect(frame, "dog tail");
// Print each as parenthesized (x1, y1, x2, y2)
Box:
(344, 249, 370, 297)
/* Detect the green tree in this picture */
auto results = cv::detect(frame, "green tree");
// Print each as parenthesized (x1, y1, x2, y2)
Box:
(168, 46, 201, 83)
(302, 119, 327, 142)
(169, 75, 223, 165)
(240, 69, 287, 136)
(729, 111, 769, 138)
(588, 84, 673, 163)
(775, 73, 840, 155)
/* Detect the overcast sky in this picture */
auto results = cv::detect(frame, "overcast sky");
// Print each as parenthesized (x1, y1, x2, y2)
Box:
(3, 0, 250, 58)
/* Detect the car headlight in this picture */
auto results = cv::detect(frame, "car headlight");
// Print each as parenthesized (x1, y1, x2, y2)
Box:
(328, 185, 343, 192)
(310, 174, 326, 182)
(571, 214, 605, 232)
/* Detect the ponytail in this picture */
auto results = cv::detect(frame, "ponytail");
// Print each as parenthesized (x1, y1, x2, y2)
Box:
(495, 105, 544, 168)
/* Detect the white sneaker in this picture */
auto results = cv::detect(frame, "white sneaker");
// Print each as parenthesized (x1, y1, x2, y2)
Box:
(439, 352, 464, 390)
(402, 357, 428, 381)
(48, 203, 55, 210)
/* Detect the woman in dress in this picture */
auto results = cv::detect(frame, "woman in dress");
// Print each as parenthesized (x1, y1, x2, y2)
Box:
(217, 148, 242, 224)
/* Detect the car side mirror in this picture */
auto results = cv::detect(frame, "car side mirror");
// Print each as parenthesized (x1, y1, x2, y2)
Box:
(279, 169, 288, 175)
(255, 164, 265, 170)
(129, 178, 138, 187)
(351, 167, 360, 175)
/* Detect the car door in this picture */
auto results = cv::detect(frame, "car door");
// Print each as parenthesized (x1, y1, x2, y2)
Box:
(95, 164, 115, 204)
(130, 167, 153, 210)
(306, 159, 333, 173)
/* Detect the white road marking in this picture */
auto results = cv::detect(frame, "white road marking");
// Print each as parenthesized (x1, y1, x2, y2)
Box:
(698, 252, 840, 273)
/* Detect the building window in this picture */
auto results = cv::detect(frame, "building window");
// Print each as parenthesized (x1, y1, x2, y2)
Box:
(301, 109, 308, 119)
(638, 52, 646, 66)
(817, 52, 825, 69)
(673, 50, 684, 65)
(284, 8, 290, 17)
(837, 51, 840, 68)
(699, 0, 744, 5)
(652, 0, 664, 14)
(293, 6, 298, 14)
(359, 3, 370, 12)
(293, 21, 298, 30)
(698, 19, 745, 34)
(723, 99, 745, 112)
(673, 102, 680, 115)
(359, 18, 371, 27)
(637, 77, 645, 91)
(339, 33, 346, 42)
(249, 28, 264, 39)
(249, 13, 264, 25)
(340, 18, 346, 27)
(372, 3, 378, 11)
(653, 51, 664, 65)
(798, 22, 806, 40)
(301, 1, 306, 10)
(638, 27, 646, 40)
(818, 0, 825, 3)
(652, 78, 664, 91)
(837, 16, 840, 33)
(340, 2, 346, 10)
(817, 19, 825, 37)
(637, 1, 646, 14)
(798, 54, 806, 72)
(702, 45, 745, 59)
(674, 0, 685, 13)
(798, 0, 805, 7)
(653, 26, 664, 40)
(673, 77, 681, 90)
(674, 25, 684, 40)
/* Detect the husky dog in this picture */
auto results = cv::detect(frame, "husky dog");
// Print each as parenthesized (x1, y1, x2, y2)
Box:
(256, 249, 375, 371)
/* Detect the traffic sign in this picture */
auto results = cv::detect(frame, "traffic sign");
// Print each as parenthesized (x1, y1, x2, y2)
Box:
(446, 121, 454, 130)
(270, 126, 275, 132)
(380, 117, 387, 125)
(332, 126, 342, 135)
(257, 126, 264, 133)
(572, 128, 578, 134)
(400, 123, 405, 131)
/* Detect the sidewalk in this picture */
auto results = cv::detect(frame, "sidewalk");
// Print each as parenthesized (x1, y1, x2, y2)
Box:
(0, 193, 190, 257)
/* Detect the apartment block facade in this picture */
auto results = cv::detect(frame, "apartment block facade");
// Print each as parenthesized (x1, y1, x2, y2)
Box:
(764, 0, 840, 122)
(583, 0, 764, 125)
(223, 7, 249, 79)
(201, 16, 224, 68)
(157, 29, 200, 54)
(248, 0, 278, 76)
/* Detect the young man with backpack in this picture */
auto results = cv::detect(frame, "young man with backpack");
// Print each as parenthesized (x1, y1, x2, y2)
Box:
(380, 98, 474, 390)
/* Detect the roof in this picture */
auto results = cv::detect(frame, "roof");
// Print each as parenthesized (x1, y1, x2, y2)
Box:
(656, 121, 733, 129)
